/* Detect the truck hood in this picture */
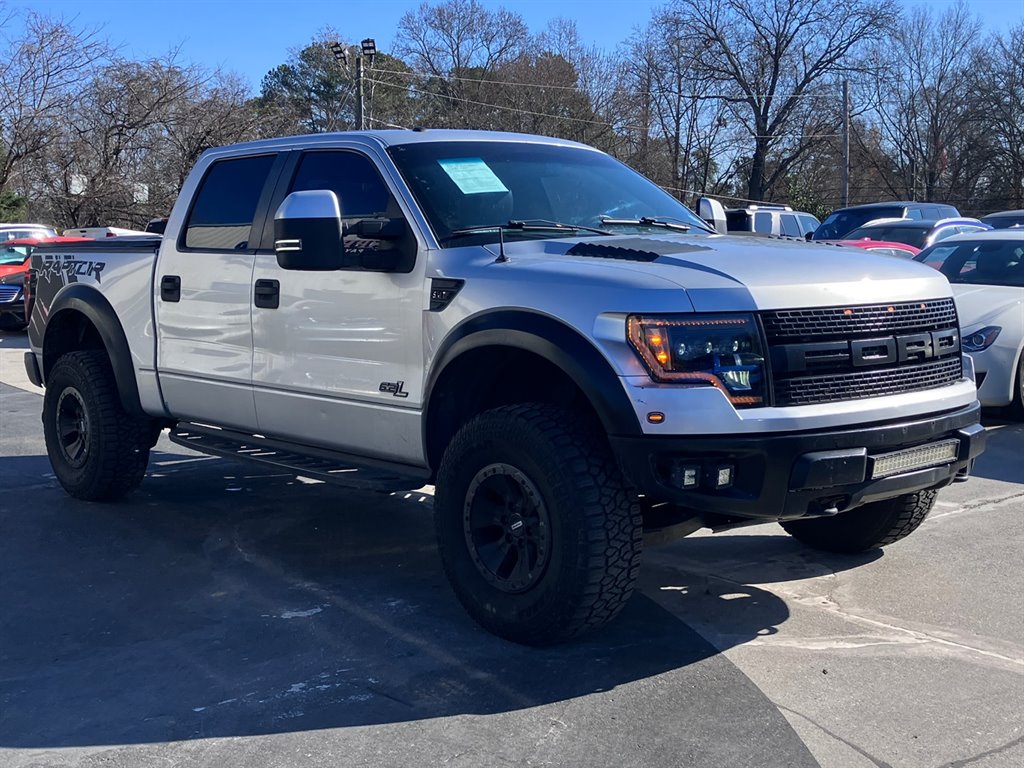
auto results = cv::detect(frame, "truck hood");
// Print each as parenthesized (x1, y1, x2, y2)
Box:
(489, 233, 954, 310)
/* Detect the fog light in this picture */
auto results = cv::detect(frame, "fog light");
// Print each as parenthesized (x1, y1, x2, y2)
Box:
(712, 464, 734, 489)
(671, 463, 701, 489)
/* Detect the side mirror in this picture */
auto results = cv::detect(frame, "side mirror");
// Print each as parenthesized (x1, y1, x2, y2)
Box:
(274, 190, 345, 271)
(804, 231, 813, 241)
(697, 197, 727, 234)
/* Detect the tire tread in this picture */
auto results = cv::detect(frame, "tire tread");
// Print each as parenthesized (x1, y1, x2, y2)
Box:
(436, 403, 642, 645)
(44, 350, 151, 501)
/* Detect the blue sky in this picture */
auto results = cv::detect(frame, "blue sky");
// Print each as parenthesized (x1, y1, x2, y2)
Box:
(14, 0, 1024, 91)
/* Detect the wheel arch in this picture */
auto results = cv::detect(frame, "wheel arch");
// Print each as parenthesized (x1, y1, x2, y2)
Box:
(423, 310, 641, 473)
(42, 285, 145, 417)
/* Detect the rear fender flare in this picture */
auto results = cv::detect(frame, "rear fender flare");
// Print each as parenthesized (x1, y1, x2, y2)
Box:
(43, 284, 144, 417)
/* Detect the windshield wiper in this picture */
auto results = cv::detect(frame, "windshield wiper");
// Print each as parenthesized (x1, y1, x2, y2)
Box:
(448, 219, 612, 239)
(599, 216, 695, 233)
(446, 220, 612, 263)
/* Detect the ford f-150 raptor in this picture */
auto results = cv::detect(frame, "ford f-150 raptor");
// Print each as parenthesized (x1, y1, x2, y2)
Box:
(25, 130, 986, 645)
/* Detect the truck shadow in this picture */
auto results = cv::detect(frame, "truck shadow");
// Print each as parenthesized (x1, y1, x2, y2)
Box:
(0, 448, 858, 756)
(971, 414, 1024, 485)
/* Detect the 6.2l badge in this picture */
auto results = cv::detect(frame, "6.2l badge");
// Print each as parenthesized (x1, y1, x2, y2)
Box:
(379, 380, 410, 398)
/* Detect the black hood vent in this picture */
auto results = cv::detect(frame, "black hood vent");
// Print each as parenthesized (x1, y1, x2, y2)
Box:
(565, 237, 711, 262)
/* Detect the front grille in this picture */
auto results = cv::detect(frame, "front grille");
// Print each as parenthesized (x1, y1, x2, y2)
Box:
(0, 285, 21, 303)
(774, 357, 962, 406)
(763, 298, 958, 341)
(762, 298, 962, 406)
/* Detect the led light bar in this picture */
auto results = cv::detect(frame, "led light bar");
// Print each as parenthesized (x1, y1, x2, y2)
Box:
(869, 439, 959, 479)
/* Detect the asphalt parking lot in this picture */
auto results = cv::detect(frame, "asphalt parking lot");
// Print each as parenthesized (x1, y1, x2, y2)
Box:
(1, 330, 1022, 768)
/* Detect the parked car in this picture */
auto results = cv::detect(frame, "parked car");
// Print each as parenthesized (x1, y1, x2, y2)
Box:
(145, 217, 169, 234)
(0, 223, 57, 242)
(914, 230, 1024, 414)
(980, 210, 1024, 230)
(719, 203, 820, 238)
(828, 239, 921, 259)
(0, 236, 91, 330)
(812, 202, 960, 241)
(842, 218, 991, 250)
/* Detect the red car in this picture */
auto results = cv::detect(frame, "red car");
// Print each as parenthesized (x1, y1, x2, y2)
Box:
(826, 239, 922, 259)
(0, 236, 90, 330)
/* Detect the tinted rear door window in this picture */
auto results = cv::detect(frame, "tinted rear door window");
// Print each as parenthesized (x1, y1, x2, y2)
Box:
(754, 212, 773, 233)
(185, 155, 276, 250)
(780, 214, 801, 237)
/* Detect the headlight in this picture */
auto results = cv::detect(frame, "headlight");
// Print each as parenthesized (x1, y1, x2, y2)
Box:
(962, 326, 1000, 352)
(627, 313, 767, 406)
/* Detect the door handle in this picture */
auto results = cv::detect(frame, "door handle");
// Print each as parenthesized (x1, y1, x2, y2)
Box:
(254, 279, 280, 309)
(160, 275, 180, 302)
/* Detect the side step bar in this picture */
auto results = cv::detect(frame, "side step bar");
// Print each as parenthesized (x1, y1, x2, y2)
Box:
(168, 423, 430, 492)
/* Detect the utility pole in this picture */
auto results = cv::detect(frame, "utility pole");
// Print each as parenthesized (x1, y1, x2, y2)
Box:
(841, 79, 850, 207)
(329, 38, 376, 131)
(355, 54, 364, 130)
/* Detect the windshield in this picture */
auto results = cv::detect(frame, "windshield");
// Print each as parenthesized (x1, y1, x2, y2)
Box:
(0, 244, 31, 266)
(387, 141, 712, 245)
(915, 239, 1024, 286)
(982, 213, 1024, 229)
(844, 225, 928, 247)
(812, 207, 905, 240)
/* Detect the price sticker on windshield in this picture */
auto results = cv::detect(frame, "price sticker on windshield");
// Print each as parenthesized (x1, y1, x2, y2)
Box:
(438, 158, 509, 195)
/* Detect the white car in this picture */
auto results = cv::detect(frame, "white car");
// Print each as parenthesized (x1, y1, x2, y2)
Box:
(0, 223, 57, 241)
(917, 230, 1024, 414)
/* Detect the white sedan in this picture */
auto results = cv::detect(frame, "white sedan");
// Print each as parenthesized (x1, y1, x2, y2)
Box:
(916, 230, 1024, 414)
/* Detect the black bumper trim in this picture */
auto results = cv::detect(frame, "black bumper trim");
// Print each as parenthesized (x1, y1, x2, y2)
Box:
(611, 402, 985, 520)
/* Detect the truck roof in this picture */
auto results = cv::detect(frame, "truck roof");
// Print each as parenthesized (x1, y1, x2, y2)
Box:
(204, 129, 598, 157)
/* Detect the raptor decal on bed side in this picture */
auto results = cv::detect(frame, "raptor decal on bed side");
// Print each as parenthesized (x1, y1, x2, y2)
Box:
(38, 254, 106, 284)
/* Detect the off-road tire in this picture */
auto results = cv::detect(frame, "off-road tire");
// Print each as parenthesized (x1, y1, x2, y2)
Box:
(42, 351, 152, 501)
(434, 403, 642, 645)
(780, 490, 937, 554)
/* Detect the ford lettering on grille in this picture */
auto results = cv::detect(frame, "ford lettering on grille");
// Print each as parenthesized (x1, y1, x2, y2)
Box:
(762, 299, 963, 406)
(772, 328, 960, 374)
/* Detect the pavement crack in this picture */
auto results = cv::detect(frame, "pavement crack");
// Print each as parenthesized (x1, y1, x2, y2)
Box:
(779, 704, 895, 768)
(926, 489, 1024, 523)
(940, 731, 1024, 767)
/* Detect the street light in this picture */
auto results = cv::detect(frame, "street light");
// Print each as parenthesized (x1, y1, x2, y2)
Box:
(330, 38, 376, 130)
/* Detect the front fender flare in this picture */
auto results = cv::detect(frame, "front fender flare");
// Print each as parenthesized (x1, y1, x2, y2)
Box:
(425, 309, 643, 441)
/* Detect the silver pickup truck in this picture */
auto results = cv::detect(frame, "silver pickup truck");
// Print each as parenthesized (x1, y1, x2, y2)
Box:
(25, 130, 985, 645)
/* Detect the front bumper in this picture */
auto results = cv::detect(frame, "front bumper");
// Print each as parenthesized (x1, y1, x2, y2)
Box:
(0, 297, 25, 322)
(611, 402, 986, 521)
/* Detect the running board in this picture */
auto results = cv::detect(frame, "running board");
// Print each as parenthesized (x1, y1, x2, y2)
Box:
(168, 423, 430, 492)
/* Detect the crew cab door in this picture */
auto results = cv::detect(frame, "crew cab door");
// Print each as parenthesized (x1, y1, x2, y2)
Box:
(155, 152, 283, 429)
(250, 147, 427, 465)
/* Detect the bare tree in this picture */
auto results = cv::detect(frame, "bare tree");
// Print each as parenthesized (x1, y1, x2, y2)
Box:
(616, 10, 736, 202)
(969, 21, 1024, 209)
(0, 10, 108, 198)
(394, 0, 530, 127)
(26, 56, 262, 228)
(666, 0, 897, 202)
(857, 2, 981, 204)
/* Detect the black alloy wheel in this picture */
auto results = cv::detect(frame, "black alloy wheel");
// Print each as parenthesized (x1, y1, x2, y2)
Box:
(55, 386, 91, 468)
(463, 463, 552, 593)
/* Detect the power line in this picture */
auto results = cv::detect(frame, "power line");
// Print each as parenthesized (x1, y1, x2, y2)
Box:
(365, 76, 635, 131)
(370, 64, 846, 101)
(367, 76, 846, 139)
